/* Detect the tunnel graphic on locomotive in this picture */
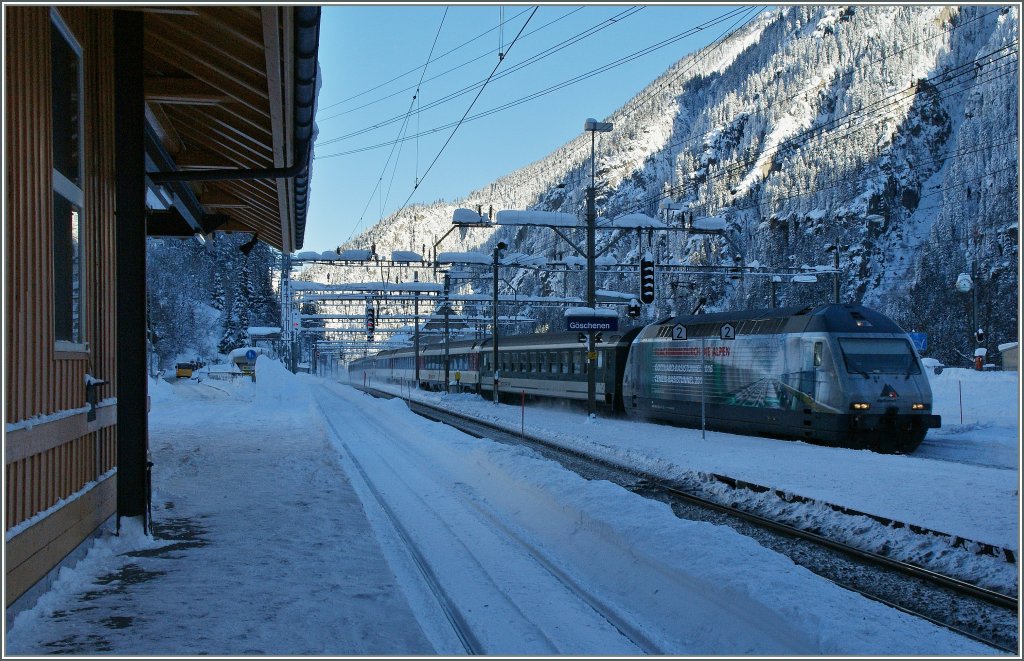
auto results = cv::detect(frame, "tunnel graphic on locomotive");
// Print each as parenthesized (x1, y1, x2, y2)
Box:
(348, 304, 940, 453)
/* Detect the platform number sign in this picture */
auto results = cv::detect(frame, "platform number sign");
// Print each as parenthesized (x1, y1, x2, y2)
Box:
(720, 323, 735, 340)
(672, 323, 687, 340)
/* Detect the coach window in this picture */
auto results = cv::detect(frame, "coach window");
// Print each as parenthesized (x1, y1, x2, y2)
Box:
(813, 341, 823, 367)
(51, 11, 86, 351)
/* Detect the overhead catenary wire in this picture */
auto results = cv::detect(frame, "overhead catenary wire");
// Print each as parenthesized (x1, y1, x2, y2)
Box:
(318, 6, 534, 112)
(525, 5, 1011, 240)
(614, 8, 1013, 208)
(317, 6, 651, 144)
(527, 44, 1017, 262)
(354, 5, 536, 248)
(318, 6, 589, 122)
(391, 8, 541, 229)
(317, 7, 753, 158)
(337, 3, 1015, 272)
(609, 45, 1019, 219)
(350, 8, 449, 242)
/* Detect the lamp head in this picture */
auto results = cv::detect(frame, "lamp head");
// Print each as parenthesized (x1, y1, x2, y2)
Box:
(239, 232, 259, 256)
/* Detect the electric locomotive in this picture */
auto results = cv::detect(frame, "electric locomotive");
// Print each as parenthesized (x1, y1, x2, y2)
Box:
(620, 303, 940, 452)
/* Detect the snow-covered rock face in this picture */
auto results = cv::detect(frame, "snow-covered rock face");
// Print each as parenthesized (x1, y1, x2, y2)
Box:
(318, 5, 1017, 365)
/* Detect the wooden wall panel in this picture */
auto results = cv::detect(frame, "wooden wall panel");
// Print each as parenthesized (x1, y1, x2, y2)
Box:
(5, 7, 119, 533)
(6, 7, 53, 424)
(5, 473, 116, 607)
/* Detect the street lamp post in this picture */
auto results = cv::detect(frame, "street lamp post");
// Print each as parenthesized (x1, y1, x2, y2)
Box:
(443, 272, 450, 391)
(955, 266, 983, 368)
(413, 271, 420, 387)
(972, 257, 980, 347)
(492, 241, 507, 404)
(584, 118, 612, 417)
(825, 243, 843, 303)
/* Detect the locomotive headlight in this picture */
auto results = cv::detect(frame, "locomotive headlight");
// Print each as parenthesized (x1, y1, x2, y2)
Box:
(851, 402, 871, 411)
(911, 403, 927, 410)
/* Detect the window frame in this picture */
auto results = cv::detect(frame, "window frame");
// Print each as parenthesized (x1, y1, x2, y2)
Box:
(50, 9, 87, 353)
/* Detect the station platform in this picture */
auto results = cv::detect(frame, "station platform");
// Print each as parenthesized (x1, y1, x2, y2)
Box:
(4, 378, 435, 655)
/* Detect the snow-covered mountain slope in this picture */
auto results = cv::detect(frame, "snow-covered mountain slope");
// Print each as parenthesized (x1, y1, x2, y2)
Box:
(323, 5, 1018, 365)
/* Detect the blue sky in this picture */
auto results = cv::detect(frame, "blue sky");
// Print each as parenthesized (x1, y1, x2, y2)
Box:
(304, 4, 763, 253)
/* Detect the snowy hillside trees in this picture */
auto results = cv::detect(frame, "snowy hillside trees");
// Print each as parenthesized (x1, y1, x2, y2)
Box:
(147, 234, 281, 368)
(325, 5, 1017, 366)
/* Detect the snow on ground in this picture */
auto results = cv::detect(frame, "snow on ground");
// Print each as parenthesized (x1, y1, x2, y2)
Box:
(4, 358, 1016, 655)
(353, 366, 1020, 594)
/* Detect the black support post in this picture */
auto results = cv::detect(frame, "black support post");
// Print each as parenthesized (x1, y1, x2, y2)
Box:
(114, 10, 150, 533)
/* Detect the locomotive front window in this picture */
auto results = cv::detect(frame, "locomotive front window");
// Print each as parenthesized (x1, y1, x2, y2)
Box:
(838, 338, 921, 375)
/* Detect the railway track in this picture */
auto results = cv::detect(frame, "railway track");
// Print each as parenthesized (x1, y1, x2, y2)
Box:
(357, 384, 1019, 653)
(315, 385, 669, 654)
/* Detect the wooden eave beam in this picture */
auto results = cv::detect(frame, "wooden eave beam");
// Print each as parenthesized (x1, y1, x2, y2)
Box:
(262, 6, 294, 253)
(145, 77, 231, 105)
(145, 103, 182, 155)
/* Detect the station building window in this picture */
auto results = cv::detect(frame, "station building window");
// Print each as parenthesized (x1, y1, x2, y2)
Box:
(51, 11, 85, 349)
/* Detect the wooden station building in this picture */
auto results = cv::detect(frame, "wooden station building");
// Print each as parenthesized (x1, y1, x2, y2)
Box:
(3, 5, 321, 613)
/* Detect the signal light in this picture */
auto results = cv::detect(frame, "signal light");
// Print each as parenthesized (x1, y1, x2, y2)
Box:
(627, 299, 641, 318)
(640, 255, 655, 304)
(366, 306, 375, 342)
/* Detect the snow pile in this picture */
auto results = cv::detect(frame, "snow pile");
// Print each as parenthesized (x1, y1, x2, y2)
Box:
(928, 367, 1019, 429)
(148, 376, 177, 404)
(253, 356, 300, 405)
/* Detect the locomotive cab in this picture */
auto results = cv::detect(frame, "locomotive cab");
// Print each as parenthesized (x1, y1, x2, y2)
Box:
(621, 303, 940, 454)
(830, 334, 939, 451)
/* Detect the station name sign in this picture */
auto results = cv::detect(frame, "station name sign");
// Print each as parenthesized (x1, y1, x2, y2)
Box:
(566, 316, 618, 332)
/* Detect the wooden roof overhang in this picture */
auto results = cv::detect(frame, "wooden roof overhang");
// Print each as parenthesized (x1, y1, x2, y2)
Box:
(141, 6, 319, 252)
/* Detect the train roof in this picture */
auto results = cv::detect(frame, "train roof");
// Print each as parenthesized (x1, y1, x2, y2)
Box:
(648, 303, 906, 337)
(475, 327, 643, 350)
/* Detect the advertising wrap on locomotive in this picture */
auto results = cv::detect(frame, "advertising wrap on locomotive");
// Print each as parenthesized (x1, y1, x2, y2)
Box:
(621, 304, 940, 452)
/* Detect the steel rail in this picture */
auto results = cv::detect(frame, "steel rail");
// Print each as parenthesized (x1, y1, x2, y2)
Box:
(313, 390, 483, 654)
(356, 383, 1018, 652)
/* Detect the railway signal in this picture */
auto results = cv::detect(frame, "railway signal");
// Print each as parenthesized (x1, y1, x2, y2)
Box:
(627, 298, 641, 318)
(640, 255, 655, 304)
(365, 305, 375, 342)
